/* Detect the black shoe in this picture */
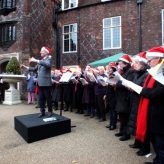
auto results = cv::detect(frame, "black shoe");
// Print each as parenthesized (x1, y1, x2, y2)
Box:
(144, 162, 153, 164)
(136, 150, 150, 156)
(129, 143, 141, 149)
(115, 132, 123, 137)
(64, 109, 68, 111)
(99, 119, 106, 122)
(38, 113, 45, 118)
(90, 115, 95, 118)
(119, 135, 130, 141)
(47, 112, 53, 117)
(84, 114, 90, 116)
(106, 125, 110, 128)
(109, 125, 116, 130)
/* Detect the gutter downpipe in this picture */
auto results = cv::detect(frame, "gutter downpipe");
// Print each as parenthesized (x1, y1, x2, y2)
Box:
(137, 0, 144, 52)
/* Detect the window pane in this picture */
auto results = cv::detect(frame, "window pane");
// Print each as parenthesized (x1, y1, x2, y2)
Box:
(9, 26, 12, 41)
(71, 0, 77, 8)
(70, 33, 77, 51)
(112, 17, 120, 26)
(12, 25, 16, 40)
(64, 0, 69, 9)
(104, 29, 111, 48)
(3, 0, 6, 8)
(7, 0, 12, 8)
(64, 26, 69, 33)
(64, 34, 69, 39)
(70, 24, 77, 32)
(113, 27, 120, 47)
(64, 39, 69, 52)
(104, 19, 111, 28)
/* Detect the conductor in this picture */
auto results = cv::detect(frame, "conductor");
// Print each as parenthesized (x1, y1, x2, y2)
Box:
(22, 46, 53, 117)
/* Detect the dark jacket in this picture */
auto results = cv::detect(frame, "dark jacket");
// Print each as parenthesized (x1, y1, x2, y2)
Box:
(140, 81, 164, 134)
(105, 76, 116, 111)
(128, 69, 148, 135)
(115, 66, 134, 113)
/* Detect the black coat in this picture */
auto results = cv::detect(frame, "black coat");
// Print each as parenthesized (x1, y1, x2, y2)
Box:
(115, 66, 134, 113)
(105, 77, 116, 111)
(82, 82, 95, 106)
(128, 70, 148, 135)
(141, 81, 164, 134)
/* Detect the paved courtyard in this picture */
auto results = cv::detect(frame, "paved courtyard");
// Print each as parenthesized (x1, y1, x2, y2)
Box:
(0, 103, 153, 164)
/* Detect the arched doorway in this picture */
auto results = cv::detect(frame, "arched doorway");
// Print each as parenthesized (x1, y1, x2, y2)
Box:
(0, 58, 10, 73)
(0, 58, 10, 102)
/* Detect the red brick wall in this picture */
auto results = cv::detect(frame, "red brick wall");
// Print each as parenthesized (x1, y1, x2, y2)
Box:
(0, 0, 56, 63)
(58, 0, 164, 68)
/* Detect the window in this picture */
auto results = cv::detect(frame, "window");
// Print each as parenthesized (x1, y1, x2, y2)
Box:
(0, 0, 16, 9)
(63, 23, 77, 53)
(103, 16, 121, 50)
(0, 22, 16, 47)
(62, 0, 78, 10)
(0, 0, 16, 15)
(162, 9, 164, 45)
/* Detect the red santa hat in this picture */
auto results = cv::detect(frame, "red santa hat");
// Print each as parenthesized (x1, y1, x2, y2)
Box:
(146, 46, 164, 58)
(109, 62, 117, 69)
(135, 52, 148, 63)
(119, 54, 132, 64)
(40, 46, 51, 54)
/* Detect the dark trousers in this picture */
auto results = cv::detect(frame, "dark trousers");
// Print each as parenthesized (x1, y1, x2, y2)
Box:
(39, 86, 52, 113)
(150, 133, 164, 164)
(109, 109, 117, 126)
(96, 95, 106, 120)
(119, 113, 130, 136)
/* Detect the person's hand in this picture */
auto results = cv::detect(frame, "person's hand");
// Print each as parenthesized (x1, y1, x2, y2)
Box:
(21, 64, 29, 69)
(103, 95, 106, 100)
(29, 57, 39, 63)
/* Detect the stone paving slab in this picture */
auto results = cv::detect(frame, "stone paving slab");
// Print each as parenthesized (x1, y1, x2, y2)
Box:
(0, 103, 153, 164)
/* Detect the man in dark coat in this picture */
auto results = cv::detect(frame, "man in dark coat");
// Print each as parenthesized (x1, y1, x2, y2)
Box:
(114, 55, 134, 141)
(128, 52, 150, 156)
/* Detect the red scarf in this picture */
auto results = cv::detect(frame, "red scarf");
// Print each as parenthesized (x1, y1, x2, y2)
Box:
(136, 74, 155, 142)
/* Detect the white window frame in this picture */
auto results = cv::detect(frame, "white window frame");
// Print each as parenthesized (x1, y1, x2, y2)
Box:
(101, 0, 112, 2)
(162, 9, 164, 45)
(62, 0, 78, 10)
(103, 16, 122, 50)
(63, 23, 77, 53)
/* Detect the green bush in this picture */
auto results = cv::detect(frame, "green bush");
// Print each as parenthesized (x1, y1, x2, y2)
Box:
(6, 57, 21, 75)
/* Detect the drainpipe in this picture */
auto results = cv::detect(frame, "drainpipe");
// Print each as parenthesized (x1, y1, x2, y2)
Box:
(137, 0, 143, 52)
(52, 2, 61, 69)
(77, 10, 81, 65)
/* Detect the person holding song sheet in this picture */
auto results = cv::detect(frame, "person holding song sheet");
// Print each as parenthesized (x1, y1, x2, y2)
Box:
(114, 54, 134, 141)
(104, 62, 117, 130)
(119, 47, 164, 164)
(22, 46, 53, 118)
(127, 52, 151, 156)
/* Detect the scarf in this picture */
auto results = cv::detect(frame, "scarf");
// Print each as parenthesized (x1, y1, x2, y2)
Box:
(136, 74, 155, 142)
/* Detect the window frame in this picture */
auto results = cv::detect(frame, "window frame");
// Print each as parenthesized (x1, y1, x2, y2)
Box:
(162, 9, 164, 46)
(0, 21, 17, 47)
(62, 0, 78, 11)
(62, 23, 78, 53)
(101, 0, 112, 2)
(103, 16, 122, 50)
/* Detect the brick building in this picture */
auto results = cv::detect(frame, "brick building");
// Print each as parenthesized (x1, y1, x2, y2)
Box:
(0, 0, 164, 70)
(0, 0, 56, 73)
(55, 0, 164, 68)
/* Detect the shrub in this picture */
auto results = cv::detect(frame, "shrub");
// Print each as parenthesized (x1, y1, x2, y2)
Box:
(6, 57, 21, 75)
